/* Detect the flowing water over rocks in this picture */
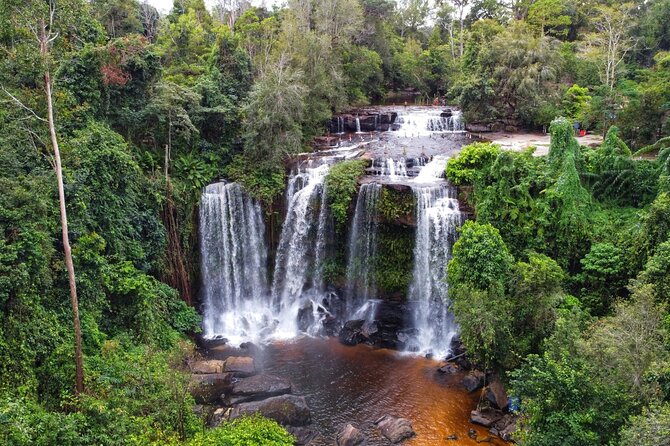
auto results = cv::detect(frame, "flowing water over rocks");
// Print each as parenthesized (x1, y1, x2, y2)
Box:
(197, 106, 506, 444)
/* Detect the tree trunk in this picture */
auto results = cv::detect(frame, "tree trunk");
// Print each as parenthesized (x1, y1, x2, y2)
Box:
(41, 21, 84, 396)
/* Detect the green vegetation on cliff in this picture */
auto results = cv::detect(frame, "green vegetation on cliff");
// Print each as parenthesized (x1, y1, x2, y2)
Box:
(446, 118, 670, 445)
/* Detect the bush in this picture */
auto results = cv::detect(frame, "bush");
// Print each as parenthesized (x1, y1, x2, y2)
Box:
(446, 142, 500, 185)
(324, 160, 367, 230)
(186, 415, 294, 446)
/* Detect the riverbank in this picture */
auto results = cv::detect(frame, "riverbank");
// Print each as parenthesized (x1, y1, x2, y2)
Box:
(193, 337, 510, 446)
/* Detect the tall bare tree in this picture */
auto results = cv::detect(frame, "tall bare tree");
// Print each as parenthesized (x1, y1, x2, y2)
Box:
(4, 0, 86, 395)
(585, 3, 637, 90)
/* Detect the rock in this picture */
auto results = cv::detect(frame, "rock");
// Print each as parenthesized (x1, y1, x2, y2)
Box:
(461, 370, 485, 392)
(208, 407, 229, 427)
(440, 109, 453, 118)
(287, 426, 320, 445)
(493, 414, 517, 441)
(374, 415, 416, 444)
(189, 373, 233, 404)
(190, 360, 225, 374)
(438, 363, 459, 374)
(484, 380, 508, 410)
(297, 302, 315, 332)
(224, 356, 256, 377)
(337, 423, 366, 446)
(230, 394, 311, 426)
(465, 123, 493, 133)
(446, 434, 458, 440)
(339, 320, 366, 346)
(227, 374, 292, 404)
(468, 429, 477, 439)
(470, 408, 504, 428)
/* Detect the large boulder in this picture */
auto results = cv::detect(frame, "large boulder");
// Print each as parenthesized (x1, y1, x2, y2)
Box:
(189, 373, 233, 404)
(190, 360, 225, 374)
(461, 370, 485, 392)
(484, 380, 508, 410)
(337, 423, 366, 446)
(470, 408, 504, 428)
(374, 415, 416, 444)
(227, 374, 292, 404)
(224, 356, 256, 377)
(287, 426, 320, 445)
(339, 320, 366, 346)
(230, 394, 311, 426)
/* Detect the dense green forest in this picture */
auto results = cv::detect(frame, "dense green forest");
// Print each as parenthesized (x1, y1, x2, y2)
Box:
(0, 0, 669, 444)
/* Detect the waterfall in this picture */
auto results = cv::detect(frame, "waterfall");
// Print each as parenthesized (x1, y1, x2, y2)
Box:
(200, 182, 272, 343)
(413, 155, 448, 183)
(345, 183, 381, 315)
(407, 183, 464, 358)
(271, 163, 333, 337)
(356, 117, 361, 133)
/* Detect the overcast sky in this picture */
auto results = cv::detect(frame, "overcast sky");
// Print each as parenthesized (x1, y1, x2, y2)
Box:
(146, 0, 282, 14)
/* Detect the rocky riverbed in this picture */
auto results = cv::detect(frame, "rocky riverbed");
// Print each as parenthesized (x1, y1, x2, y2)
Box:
(189, 337, 514, 445)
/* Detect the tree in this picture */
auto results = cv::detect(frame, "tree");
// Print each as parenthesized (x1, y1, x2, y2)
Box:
(581, 284, 669, 399)
(242, 58, 307, 167)
(584, 3, 637, 90)
(619, 404, 670, 446)
(448, 221, 515, 368)
(2, 0, 85, 395)
(143, 81, 201, 184)
(527, 0, 571, 37)
(91, 0, 142, 38)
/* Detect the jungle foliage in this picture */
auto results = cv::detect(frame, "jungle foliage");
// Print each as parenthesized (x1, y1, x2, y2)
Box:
(447, 118, 670, 445)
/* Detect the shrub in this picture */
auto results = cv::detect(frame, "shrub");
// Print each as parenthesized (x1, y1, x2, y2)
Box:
(186, 415, 294, 446)
(324, 160, 367, 230)
(446, 142, 500, 185)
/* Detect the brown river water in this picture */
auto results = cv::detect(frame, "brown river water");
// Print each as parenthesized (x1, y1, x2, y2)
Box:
(211, 337, 508, 446)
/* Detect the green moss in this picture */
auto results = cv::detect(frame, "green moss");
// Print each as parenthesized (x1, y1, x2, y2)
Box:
(373, 224, 415, 297)
(378, 187, 415, 222)
(324, 160, 368, 231)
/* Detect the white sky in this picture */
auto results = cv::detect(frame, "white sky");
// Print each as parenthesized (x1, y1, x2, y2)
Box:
(146, 0, 283, 14)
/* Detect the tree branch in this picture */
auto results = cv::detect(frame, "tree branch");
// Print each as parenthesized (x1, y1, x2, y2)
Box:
(1, 86, 47, 122)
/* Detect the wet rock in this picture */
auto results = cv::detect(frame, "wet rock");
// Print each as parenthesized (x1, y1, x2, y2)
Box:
(190, 360, 225, 374)
(297, 302, 315, 332)
(287, 426, 320, 445)
(224, 356, 256, 377)
(446, 434, 458, 440)
(468, 428, 477, 439)
(230, 394, 311, 426)
(337, 423, 366, 446)
(461, 370, 485, 392)
(339, 320, 366, 346)
(470, 408, 504, 428)
(484, 380, 508, 410)
(189, 373, 233, 404)
(374, 415, 416, 444)
(227, 374, 292, 404)
(438, 363, 459, 374)
(493, 414, 517, 441)
(322, 314, 340, 337)
(440, 109, 453, 118)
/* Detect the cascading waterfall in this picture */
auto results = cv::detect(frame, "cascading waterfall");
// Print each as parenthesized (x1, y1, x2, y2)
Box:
(344, 183, 381, 316)
(407, 157, 464, 358)
(271, 163, 333, 337)
(355, 117, 361, 133)
(200, 182, 272, 343)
